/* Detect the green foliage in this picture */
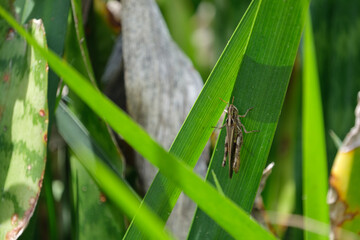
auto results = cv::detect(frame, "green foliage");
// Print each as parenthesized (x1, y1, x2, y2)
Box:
(302, 14, 330, 240)
(1, 0, 360, 239)
(0, 4, 275, 240)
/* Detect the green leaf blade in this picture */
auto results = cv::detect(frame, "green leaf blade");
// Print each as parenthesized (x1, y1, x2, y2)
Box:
(302, 13, 330, 240)
(63, 0, 126, 237)
(189, 0, 310, 238)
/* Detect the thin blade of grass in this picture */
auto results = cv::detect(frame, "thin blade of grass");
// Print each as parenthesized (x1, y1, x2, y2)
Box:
(64, 0, 126, 237)
(302, 13, 330, 240)
(56, 102, 172, 240)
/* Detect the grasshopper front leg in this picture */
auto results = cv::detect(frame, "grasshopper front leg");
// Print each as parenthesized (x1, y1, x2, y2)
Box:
(239, 107, 254, 118)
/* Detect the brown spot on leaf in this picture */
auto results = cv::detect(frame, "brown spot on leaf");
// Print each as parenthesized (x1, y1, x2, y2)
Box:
(328, 185, 360, 239)
(43, 133, 48, 143)
(99, 193, 107, 203)
(11, 214, 18, 226)
(39, 169, 45, 189)
(45, 63, 49, 71)
(7, 171, 44, 239)
(39, 109, 45, 117)
(38, 177, 43, 189)
(29, 197, 36, 206)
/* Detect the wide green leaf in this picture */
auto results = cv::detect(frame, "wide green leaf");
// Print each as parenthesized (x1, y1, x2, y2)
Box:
(14, 1, 70, 237)
(0, 6, 276, 239)
(188, 0, 310, 238)
(0, 19, 48, 239)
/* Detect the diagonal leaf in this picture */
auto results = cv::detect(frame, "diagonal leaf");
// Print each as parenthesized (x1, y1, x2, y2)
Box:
(0, 6, 276, 239)
(302, 13, 329, 240)
(64, 0, 126, 237)
(0, 19, 48, 239)
(56, 103, 162, 239)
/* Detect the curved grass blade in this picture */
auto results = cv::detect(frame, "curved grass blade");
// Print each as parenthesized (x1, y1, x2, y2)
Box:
(302, 13, 330, 240)
(0, 19, 48, 239)
(0, 6, 276, 239)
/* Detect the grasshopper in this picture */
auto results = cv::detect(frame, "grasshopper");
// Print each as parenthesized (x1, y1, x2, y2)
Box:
(219, 97, 259, 178)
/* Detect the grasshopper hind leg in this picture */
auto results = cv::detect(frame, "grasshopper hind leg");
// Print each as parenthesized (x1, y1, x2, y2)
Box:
(222, 136, 229, 167)
(233, 133, 243, 173)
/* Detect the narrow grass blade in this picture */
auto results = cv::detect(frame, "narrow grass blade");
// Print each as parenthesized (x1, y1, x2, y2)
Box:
(329, 130, 342, 149)
(211, 170, 225, 197)
(64, 0, 126, 237)
(302, 13, 330, 240)
(0, 19, 48, 239)
(0, 6, 276, 239)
